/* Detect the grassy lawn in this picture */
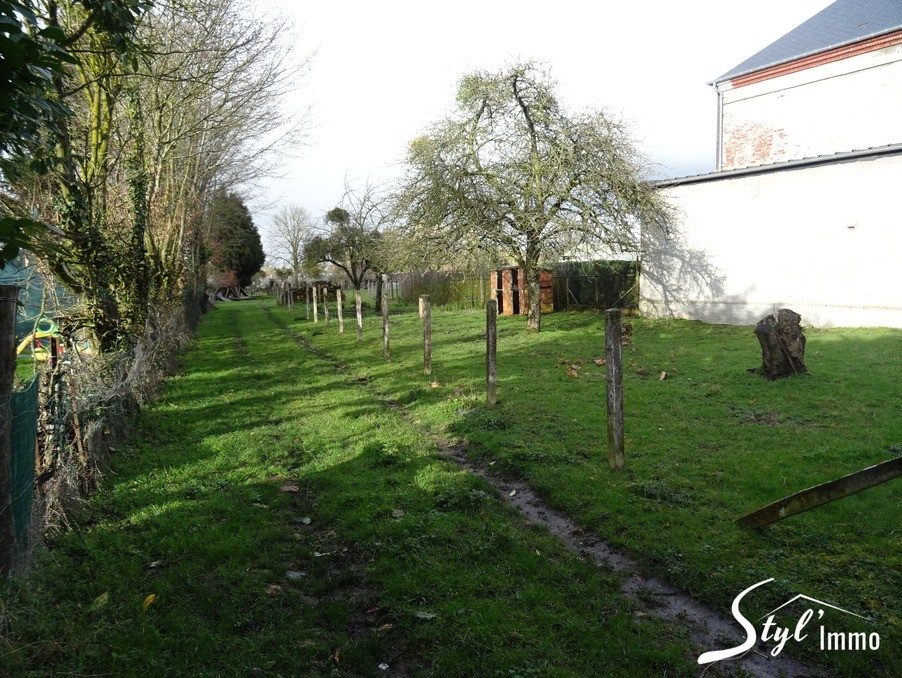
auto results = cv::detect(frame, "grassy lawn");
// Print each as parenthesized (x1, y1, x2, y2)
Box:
(281, 296, 900, 676)
(1, 300, 696, 676)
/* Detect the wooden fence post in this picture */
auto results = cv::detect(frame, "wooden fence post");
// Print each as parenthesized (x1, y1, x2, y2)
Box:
(0, 285, 19, 572)
(312, 286, 319, 323)
(382, 293, 390, 359)
(422, 295, 431, 375)
(486, 299, 497, 406)
(355, 290, 363, 341)
(605, 308, 624, 470)
(337, 289, 344, 334)
(305, 283, 310, 320)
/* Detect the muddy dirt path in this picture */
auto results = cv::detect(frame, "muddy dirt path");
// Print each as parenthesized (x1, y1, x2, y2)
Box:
(425, 429, 819, 678)
(280, 315, 820, 677)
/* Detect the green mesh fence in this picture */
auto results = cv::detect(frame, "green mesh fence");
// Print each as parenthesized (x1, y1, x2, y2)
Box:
(10, 376, 38, 548)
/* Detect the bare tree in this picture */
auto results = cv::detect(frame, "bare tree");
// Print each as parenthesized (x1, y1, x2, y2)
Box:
(268, 204, 314, 286)
(10, 0, 311, 348)
(396, 62, 670, 331)
(137, 0, 311, 301)
(305, 180, 391, 306)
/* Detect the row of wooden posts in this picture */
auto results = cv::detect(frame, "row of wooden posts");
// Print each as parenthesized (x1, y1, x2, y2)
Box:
(278, 283, 627, 472)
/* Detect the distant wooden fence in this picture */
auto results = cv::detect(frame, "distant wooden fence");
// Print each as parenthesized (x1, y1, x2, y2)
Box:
(393, 262, 639, 312)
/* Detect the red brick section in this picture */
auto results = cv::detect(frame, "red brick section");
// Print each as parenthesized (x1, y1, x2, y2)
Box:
(729, 30, 902, 89)
(724, 124, 788, 169)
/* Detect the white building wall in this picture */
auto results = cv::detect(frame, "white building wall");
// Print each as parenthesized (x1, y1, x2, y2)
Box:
(641, 153, 902, 328)
(719, 43, 902, 169)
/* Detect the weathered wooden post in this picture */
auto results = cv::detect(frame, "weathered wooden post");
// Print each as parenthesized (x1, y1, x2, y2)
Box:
(486, 298, 497, 407)
(605, 308, 624, 470)
(336, 289, 344, 334)
(355, 290, 363, 341)
(0, 285, 19, 572)
(421, 295, 432, 375)
(312, 285, 319, 323)
(382, 293, 390, 359)
(738, 457, 902, 528)
(305, 283, 310, 320)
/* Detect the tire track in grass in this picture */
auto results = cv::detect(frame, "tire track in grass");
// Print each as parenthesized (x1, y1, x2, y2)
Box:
(265, 303, 822, 678)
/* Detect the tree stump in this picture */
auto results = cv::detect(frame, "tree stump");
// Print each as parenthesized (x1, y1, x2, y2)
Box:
(754, 309, 807, 379)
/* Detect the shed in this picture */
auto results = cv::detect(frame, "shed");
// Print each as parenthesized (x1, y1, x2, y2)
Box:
(490, 267, 554, 316)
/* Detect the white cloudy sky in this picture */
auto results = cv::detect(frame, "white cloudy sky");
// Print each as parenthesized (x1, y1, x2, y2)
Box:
(252, 0, 833, 238)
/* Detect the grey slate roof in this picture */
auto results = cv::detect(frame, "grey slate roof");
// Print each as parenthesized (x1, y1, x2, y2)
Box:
(713, 0, 902, 83)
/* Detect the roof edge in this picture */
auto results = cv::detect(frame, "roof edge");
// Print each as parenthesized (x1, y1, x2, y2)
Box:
(655, 144, 902, 188)
(710, 25, 902, 86)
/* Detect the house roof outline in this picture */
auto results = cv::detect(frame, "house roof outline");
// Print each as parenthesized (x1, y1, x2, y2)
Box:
(712, 0, 902, 84)
(654, 142, 902, 187)
(760, 594, 874, 623)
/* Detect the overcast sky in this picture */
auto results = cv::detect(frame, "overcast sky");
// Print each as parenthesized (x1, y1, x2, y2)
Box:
(253, 0, 834, 243)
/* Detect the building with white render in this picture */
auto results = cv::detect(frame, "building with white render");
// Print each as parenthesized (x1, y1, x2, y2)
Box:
(641, 0, 902, 328)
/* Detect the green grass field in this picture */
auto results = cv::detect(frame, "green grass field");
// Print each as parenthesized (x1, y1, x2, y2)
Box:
(283, 296, 900, 675)
(1, 300, 692, 676)
(1, 297, 897, 675)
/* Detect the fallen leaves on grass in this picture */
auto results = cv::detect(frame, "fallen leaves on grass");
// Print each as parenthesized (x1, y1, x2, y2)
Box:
(89, 592, 109, 611)
(279, 484, 299, 494)
(142, 594, 158, 612)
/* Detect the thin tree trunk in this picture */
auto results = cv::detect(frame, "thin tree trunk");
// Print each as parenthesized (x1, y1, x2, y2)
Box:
(524, 263, 542, 332)
(337, 289, 344, 334)
(375, 275, 384, 313)
(313, 286, 319, 323)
